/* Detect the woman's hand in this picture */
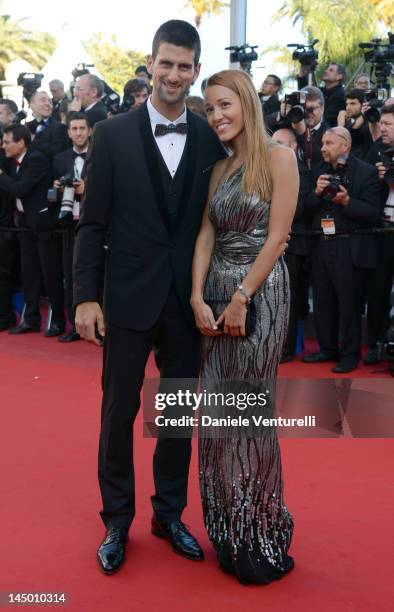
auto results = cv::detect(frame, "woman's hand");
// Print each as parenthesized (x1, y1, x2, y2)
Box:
(216, 292, 248, 337)
(190, 296, 223, 336)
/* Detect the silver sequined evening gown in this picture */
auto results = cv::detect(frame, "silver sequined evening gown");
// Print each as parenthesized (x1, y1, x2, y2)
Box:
(199, 167, 294, 584)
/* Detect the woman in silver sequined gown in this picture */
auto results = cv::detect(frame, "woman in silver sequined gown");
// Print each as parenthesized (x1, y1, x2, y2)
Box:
(191, 70, 299, 585)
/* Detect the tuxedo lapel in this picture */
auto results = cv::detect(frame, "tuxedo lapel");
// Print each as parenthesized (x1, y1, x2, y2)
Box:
(173, 109, 197, 234)
(137, 104, 172, 237)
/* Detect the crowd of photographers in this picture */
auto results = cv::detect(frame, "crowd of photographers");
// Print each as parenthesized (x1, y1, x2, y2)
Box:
(0, 59, 393, 372)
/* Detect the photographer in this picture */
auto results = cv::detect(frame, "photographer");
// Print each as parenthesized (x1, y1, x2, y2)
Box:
(272, 128, 312, 362)
(71, 74, 107, 126)
(337, 89, 372, 159)
(52, 112, 90, 342)
(298, 62, 346, 127)
(303, 127, 381, 373)
(0, 124, 65, 336)
(354, 73, 371, 91)
(260, 74, 281, 116)
(27, 91, 69, 160)
(122, 78, 149, 111)
(49, 79, 68, 122)
(364, 104, 394, 364)
(0, 99, 18, 129)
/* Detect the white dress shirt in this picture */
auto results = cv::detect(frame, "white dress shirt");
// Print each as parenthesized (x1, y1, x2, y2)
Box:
(72, 148, 88, 219)
(15, 152, 27, 212)
(147, 97, 187, 177)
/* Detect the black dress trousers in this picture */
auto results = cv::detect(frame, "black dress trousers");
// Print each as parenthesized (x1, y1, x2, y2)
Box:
(98, 289, 200, 529)
(311, 236, 362, 362)
(366, 234, 394, 348)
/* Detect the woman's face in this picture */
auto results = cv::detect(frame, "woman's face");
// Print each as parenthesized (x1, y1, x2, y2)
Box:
(204, 85, 244, 144)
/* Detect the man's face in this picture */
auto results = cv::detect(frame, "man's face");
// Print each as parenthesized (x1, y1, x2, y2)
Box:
(262, 77, 278, 97)
(321, 133, 349, 164)
(2, 133, 26, 159)
(305, 100, 324, 128)
(50, 83, 64, 102)
(74, 75, 96, 108)
(346, 98, 362, 119)
(354, 76, 370, 90)
(67, 119, 91, 149)
(0, 104, 13, 128)
(323, 64, 341, 85)
(147, 43, 200, 107)
(29, 92, 52, 119)
(136, 71, 150, 85)
(133, 87, 149, 108)
(380, 113, 394, 147)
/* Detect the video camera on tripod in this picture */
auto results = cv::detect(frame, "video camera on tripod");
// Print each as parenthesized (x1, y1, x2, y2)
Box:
(225, 44, 258, 75)
(358, 32, 394, 122)
(287, 39, 319, 69)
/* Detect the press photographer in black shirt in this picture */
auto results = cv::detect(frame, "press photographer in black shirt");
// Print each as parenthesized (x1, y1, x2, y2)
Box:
(303, 127, 381, 373)
(298, 62, 346, 127)
(337, 89, 372, 159)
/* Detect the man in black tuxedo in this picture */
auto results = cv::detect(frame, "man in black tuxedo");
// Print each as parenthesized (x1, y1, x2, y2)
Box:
(73, 20, 225, 575)
(53, 112, 91, 342)
(49, 79, 68, 122)
(0, 124, 65, 336)
(303, 127, 382, 373)
(72, 74, 107, 127)
(27, 91, 69, 160)
(260, 74, 281, 118)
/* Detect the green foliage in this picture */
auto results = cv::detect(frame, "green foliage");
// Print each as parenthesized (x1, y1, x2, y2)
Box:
(84, 33, 147, 94)
(0, 8, 56, 80)
(272, 0, 381, 81)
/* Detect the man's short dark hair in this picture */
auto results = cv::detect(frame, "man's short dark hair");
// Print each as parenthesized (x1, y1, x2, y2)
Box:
(331, 63, 346, 81)
(346, 89, 365, 105)
(66, 111, 90, 129)
(152, 19, 201, 65)
(0, 98, 18, 115)
(123, 78, 149, 98)
(85, 74, 104, 98)
(3, 124, 31, 147)
(267, 74, 281, 90)
(381, 104, 394, 117)
(301, 86, 324, 106)
(135, 65, 149, 76)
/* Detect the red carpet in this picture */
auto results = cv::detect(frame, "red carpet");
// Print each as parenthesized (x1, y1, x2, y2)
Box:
(0, 332, 393, 611)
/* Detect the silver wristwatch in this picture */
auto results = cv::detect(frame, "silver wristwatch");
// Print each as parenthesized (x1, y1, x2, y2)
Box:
(237, 284, 252, 304)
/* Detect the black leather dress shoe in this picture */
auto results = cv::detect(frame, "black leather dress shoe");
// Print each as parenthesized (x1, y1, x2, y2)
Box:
(303, 351, 338, 363)
(58, 329, 81, 343)
(97, 526, 128, 575)
(44, 323, 65, 338)
(363, 348, 381, 366)
(332, 361, 359, 374)
(8, 322, 40, 335)
(151, 517, 204, 561)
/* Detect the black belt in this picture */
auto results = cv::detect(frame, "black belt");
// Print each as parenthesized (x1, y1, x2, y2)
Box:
(320, 233, 350, 241)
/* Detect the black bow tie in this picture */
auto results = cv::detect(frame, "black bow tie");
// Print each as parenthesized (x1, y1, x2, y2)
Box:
(73, 151, 87, 160)
(154, 123, 188, 137)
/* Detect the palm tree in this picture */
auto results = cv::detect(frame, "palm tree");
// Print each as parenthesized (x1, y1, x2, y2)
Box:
(185, 0, 228, 28)
(273, 0, 380, 80)
(0, 4, 56, 81)
(369, 0, 394, 29)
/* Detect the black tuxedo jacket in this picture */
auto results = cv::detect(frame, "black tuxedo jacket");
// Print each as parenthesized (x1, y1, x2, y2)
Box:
(73, 103, 225, 330)
(262, 94, 280, 117)
(27, 117, 70, 160)
(306, 155, 382, 268)
(53, 147, 87, 179)
(85, 101, 108, 127)
(0, 149, 55, 233)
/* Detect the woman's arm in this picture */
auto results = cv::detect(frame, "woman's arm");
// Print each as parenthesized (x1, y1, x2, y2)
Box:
(190, 160, 227, 336)
(218, 145, 299, 336)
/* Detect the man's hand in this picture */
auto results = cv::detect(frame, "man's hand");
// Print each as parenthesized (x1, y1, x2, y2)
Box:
(73, 179, 85, 196)
(337, 110, 347, 127)
(75, 301, 105, 346)
(315, 174, 331, 196)
(53, 179, 61, 189)
(332, 185, 350, 206)
(69, 98, 82, 112)
(376, 162, 387, 182)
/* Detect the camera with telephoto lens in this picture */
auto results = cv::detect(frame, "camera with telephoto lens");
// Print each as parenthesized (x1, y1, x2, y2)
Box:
(17, 72, 44, 102)
(284, 91, 307, 123)
(363, 89, 388, 123)
(321, 155, 349, 200)
(56, 173, 77, 223)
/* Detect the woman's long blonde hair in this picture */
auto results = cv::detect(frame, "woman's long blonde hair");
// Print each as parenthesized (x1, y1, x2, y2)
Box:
(206, 69, 274, 201)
